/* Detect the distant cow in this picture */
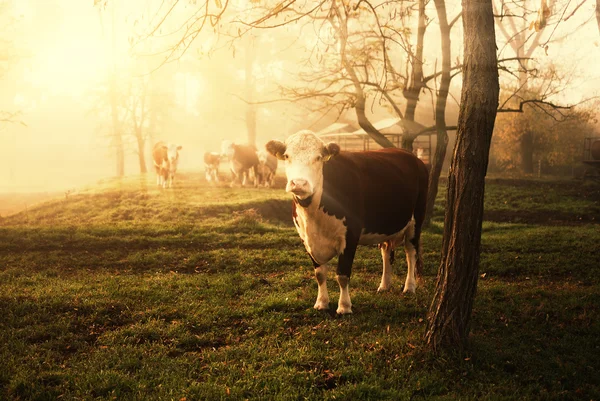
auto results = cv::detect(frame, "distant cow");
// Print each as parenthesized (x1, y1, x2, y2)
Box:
(222, 141, 259, 187)
(152, 141, 182, 189)
(203, 152, 221, 183)
(256, 149, 278, 187)
(266, 130, 428, 314)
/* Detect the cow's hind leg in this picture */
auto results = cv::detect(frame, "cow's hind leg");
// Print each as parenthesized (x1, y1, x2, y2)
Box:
(403, 220, 418, 294)
(377, 240, 396, 292)
(314, 265, 329, 310)
(155, 166, 161, 186)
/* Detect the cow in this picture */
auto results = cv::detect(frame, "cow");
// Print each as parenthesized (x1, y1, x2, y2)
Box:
(203, 151, 221, 183)
(221, 141, 259, 188)
(266, 130, 429, 314)
(256, 149, 278, 187)
(152, 141, 182, 189)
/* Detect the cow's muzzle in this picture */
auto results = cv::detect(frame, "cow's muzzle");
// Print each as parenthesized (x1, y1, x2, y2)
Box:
(286, 178, 312, 198)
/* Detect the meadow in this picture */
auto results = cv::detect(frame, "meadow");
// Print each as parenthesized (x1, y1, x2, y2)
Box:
(1, 172, 599, 400)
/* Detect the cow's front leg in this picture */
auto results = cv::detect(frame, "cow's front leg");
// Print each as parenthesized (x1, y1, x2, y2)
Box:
(313, 265, 329, 310)
(336, 236, 358, 314)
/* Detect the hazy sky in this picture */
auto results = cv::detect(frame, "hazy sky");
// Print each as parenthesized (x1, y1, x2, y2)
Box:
(1, 0, 599, 192)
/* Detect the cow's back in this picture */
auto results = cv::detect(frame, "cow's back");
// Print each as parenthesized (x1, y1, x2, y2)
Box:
(323, 148, 428, 236)
(233, 145, 259, 169)
(153, 142, 167, 166)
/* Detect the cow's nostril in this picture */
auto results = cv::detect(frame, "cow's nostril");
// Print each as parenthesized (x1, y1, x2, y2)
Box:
(291, 179, 307, 188)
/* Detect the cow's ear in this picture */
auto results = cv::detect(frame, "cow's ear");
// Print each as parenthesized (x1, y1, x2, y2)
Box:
(177, 145, 182, 150)
(266, 140, 286, 160)
(323, 142, 340, 161)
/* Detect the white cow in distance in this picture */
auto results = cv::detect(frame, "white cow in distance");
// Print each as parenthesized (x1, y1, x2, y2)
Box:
(152, 141, 182, 189)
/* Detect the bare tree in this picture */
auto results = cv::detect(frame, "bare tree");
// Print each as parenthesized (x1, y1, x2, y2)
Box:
(125, 78, 150, 173)
(492, 0, 592, 173)
(423, 5, 460, 227)
(425, 0, 499, 351)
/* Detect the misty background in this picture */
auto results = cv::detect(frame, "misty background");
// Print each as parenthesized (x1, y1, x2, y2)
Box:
(1, 0, 599, 195)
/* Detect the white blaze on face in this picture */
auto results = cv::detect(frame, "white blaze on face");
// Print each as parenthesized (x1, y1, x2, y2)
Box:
(221, 140, 234, 159)
(257, 149, 269, 164)
(282, 131, 327, 199)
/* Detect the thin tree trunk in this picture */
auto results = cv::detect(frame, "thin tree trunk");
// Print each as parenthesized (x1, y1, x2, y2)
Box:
(596, 0, 600, 35)
(424, 0, 452, 228)
(135, 128, 147, 173)
(401, 0, 427, 151)
(425, 0, 499, 352)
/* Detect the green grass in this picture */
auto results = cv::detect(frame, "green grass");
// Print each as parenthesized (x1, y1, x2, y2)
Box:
(0, 172, 599, 400)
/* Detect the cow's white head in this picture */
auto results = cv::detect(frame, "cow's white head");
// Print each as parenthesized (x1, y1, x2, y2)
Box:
(165, 144, 182, 172)
(221, 140, 234, 159)
(266, 130, 339, 200)
(257, 149, 269, 165)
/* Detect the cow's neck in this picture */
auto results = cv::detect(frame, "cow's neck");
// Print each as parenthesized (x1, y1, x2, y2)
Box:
(294, 186, 323, 215)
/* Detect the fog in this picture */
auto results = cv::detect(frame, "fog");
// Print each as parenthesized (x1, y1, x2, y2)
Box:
(1, 0, 599, 192)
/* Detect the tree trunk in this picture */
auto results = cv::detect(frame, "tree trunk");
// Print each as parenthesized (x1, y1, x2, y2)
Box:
(424, 0, 452, 227)
(401, 0, 427, 152)
(596, 0, 600, 35)
(425, 0, 499, 352)
(135, 128, 147, 173)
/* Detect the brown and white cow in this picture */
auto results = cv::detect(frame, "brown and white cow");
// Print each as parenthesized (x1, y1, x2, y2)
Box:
(152, 141, 182, 189)
(203, 151, 221, 183)
(266, 130, 428, 314)
(221, 141, 259, 188)
(256, 149, 278, 187)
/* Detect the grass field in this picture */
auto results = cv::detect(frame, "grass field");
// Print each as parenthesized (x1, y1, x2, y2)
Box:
(1, 172, 599, 400)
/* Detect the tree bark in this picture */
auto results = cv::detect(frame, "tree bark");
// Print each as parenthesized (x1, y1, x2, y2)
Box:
(425, 0, 499, 352)
(424, 0, 453, 228)
(401, 0, 427, 151)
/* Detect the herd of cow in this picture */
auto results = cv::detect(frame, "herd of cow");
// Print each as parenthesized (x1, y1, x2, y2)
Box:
(151, 139, 277, 189)
(152, 130, 429, 315)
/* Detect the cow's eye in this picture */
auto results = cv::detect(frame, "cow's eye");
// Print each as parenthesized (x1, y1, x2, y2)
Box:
(284, 154, 289, 160)
(316, 155, 323, 162)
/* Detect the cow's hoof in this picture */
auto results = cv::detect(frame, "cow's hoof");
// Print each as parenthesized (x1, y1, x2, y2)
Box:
(377, 284, 391, 292)
(336, 305, 352, 315)
(403, 284, 416, 294)
(314, 300, 329, 311)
